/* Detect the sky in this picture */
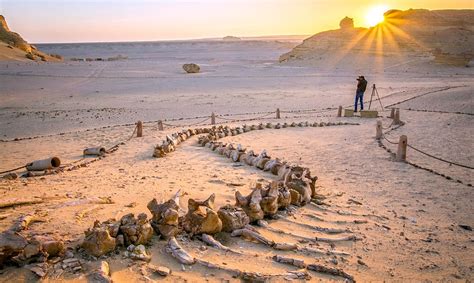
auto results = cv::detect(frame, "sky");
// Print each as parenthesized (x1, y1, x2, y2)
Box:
(1, 0, 472, 43)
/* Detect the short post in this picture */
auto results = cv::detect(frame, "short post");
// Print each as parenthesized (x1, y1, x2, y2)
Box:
(396, 135, 407, 162)
(394, 108, 401, 125)
(376, 120, 383, 140)
(211, 112, 216, 125)
(337, 106, 342, 117)
(389, 108, 395, 119)
(276, 108, 281, 119)
(136, 121, 143, 137)
(158, 120, 164, 131)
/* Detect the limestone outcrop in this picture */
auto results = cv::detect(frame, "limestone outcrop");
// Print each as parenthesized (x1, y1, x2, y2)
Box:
(280, 9, 474, 67)
(0, 15, 62, 62)
(339, 17, 354, 30)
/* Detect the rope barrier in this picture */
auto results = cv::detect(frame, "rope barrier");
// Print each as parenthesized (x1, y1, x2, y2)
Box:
(402, 108, 474, 116)
(381, 120, 394, 130)
(187, 117, 212, 126)
(381, 119, 473, 170)
(377, 117, 473, 187)
(0, 165, 26, 175)
(383, 135, 399, 145)
(384, 86, 459, 108)
(162, 116, 212, 128)
(407, 144, 474, 170)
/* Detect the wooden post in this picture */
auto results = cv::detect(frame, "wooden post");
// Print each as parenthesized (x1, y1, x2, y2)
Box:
(158, 120, 164, 131)
(389, 108, 395, 119)
(376, 121, 383, 140)
(396, 135, 407, 162)
(211, 112, 216, 125)
(337, 106, 342, 117)
(394, 108, 401, 125)
(276, 108, 281, 119)
(136, 121, 143, 137)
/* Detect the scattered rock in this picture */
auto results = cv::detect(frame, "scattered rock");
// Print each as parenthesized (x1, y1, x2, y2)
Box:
(88, 261, 111, 283)
(25, 263, 48, 278)
(148, 264, 172, 276)
(183, 63, 200, 74)
(459, 224, 472, 231)
(2, 172, 18, 180)
(0, 231, 28, 265)
(126, 244, 151, 262)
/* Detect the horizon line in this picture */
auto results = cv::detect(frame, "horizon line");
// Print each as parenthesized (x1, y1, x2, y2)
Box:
(31, 34, 312, 45)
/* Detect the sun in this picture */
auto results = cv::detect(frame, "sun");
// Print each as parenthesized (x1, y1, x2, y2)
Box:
(365, 5, 389, 27)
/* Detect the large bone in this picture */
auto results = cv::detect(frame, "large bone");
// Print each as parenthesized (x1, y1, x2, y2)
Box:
(254, 150, 271, 169)
(82, 221, 117, 257)
(182, 194, 222, 235)
(119, 213, 154, 246)
(201, 234, 242, 254)
(307, 264, 354, 282)
(238, 150, 255, 164)
(216, 144, 227, 155)
(243, 151, 257, 166)
(231, 150, 244, 162)
(235, 188, 264, 223)
(277, 164, 291, 180)
(198, 136, 210, 146)
(231, 228, 274, 247)
(263, 158, 279, 172)
(271, 181, 291, 209)
(285, 173, 312, 206)
(166, 237, 195, 265)
(272, 255, 306, 268)
(147, 191, 181, 239)
(285, 167, 318, 197)
(10, 214, 46, 232)
(223, 144, 235, 158)
(211, 142, 222, 151)
(153, 145, 166, 158)
(260, 185, 279, 216)
(217, 205, 250, 232)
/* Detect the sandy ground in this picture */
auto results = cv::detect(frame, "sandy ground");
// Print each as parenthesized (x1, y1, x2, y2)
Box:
(0, 41, 473, 282)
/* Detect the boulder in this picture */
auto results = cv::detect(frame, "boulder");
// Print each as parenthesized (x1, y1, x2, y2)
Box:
(183, 63, 200, 74)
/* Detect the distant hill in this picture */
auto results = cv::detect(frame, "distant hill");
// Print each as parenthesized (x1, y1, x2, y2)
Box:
(0, 15, 62, 62)
(223, 36, 242, 41)
(280, 9, 474, 68)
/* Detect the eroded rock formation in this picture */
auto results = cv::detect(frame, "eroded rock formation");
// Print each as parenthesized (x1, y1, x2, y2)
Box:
(0, 15, 62, 62)
(280, 9, 474, 67)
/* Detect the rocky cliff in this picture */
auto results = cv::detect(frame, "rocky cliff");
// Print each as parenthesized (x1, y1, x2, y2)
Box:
(280, 9, 474, 67)
(0, 15, 62, 62)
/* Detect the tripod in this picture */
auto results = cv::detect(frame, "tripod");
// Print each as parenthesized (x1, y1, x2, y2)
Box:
(368, 84, 384, 110)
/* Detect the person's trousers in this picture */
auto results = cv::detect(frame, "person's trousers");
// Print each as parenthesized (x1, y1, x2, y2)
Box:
(354, 91, 364, 112)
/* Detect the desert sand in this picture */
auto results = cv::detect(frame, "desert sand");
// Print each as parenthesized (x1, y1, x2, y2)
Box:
(0, 14, 473, 283)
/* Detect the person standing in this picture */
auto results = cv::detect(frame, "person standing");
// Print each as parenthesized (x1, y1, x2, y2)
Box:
(354, 76, 367, 112)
